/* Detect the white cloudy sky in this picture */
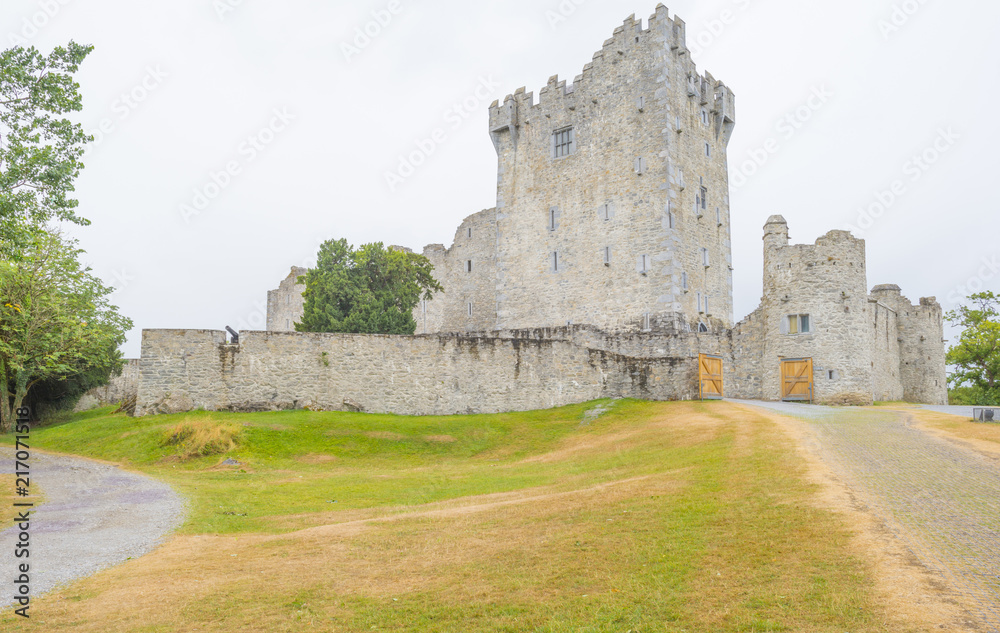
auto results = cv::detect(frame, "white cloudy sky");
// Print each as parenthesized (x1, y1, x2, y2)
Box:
(3, 0, 997, 357)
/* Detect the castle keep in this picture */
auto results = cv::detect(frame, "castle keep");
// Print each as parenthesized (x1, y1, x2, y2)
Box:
(135, 6, 947, 417)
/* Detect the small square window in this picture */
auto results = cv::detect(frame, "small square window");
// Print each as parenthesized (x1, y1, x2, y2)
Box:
(553, 127, 575, 158)
(787, 314, 812, 335)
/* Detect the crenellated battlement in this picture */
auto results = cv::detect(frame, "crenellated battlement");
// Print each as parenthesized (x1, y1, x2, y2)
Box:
(489, 5, 733, 142)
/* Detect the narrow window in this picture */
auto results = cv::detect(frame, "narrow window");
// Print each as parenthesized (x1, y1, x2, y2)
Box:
(699, 322, 709, 333)
(637, 96, 645, 112)
(600, 203, 611, 221)
(639, 254, 650, 274)
(700, 186, 708, 210)
(642, 313, 651, 331)
(421, 300, 427, 315)
(285, 319, 290, 330)
(468, 303, 473, 317)
(702, 248, 710, 267)
(549, 206, 558, 231)
(705, 142, 711, 157)
(701, 109, 709, 126)
(603, 246, 611, 266)
(668, 209, 675, 229)
(675, 115, 682, 132)
(682, 271, 689, 291)
(634, 157, 647, 175)
(716, 207, 722, 226)
(466, 260, 473, 273)
(553, 127, 575, 158)
(697, 292, 704, 313)
(468, 228, 472, 238)
(704, 296, 710, 315)
(553, 251, 559, 272)
(800, 314, 811, 333)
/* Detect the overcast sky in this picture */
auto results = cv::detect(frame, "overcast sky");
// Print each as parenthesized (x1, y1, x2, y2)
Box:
(3, 0, 997, 358)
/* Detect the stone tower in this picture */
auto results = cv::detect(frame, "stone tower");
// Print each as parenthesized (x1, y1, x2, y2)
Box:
(413, 6, 737, 335)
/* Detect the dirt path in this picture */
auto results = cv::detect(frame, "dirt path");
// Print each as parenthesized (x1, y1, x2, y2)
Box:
(0, 449, 185, 608)
(735, 400, 1000, 632)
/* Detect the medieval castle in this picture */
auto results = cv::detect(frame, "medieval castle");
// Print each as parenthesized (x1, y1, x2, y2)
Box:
(134, 6, 947, 417)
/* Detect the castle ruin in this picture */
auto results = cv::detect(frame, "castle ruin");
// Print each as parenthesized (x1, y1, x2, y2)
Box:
(135, 6, 947, 417)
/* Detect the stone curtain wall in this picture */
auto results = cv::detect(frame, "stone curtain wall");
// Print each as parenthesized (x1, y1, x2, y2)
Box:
(135, 327, 711, 417)
(74, 359, 140, 412)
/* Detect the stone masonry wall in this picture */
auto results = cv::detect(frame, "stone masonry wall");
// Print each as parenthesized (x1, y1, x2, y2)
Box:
(871, 300, 904, 402)
(417, 209, 498, 333)
(135, 327, 707, 417)
(74, 359, 140, 412)
(266, 267, 307, 332)
(870, 285, 948, 404)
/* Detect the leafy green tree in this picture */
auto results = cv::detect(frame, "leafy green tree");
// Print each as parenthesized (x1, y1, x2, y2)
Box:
(945, 291, 1000, 405)
(0, 231, 132, 430)
(1, 41, 93, 257)
(297, 239, 443, 335)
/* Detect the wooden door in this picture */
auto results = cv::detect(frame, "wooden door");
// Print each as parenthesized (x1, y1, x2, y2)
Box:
(781, 358, 814, 402)
(699, 354, 724, 400)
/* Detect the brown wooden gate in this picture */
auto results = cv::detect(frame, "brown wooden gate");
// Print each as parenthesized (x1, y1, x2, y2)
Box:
(699, 354, 724, 400)
(781, 358, 814, 402)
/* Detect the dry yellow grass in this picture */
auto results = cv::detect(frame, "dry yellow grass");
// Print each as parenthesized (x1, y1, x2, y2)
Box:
(1, 401, 959, 632)
(162, 418, 242, 460)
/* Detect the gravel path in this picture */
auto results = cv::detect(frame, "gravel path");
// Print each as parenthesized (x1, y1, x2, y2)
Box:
(733, 400, 1000, 632)
(0, 449, 185, 608)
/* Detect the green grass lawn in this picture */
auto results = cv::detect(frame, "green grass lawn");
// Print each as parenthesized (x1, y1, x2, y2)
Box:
(0, 400, 918, 632)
